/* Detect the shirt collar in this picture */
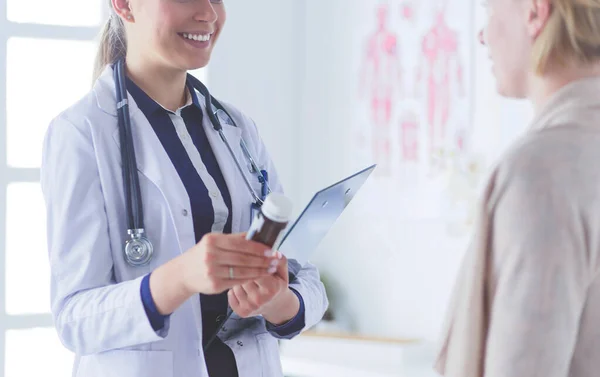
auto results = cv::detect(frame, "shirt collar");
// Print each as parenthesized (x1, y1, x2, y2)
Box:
(125, 75, 203, 116)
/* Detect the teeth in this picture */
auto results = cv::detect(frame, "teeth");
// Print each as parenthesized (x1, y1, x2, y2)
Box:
(183, 33, 211, 42)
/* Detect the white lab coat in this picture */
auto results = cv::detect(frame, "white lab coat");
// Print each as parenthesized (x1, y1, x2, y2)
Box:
(40, 66, 328, 377)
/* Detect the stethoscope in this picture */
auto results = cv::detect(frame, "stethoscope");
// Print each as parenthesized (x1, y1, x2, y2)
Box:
(114, 58, 271, 267)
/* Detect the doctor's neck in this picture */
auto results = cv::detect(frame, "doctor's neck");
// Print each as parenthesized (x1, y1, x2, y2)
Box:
(124, 53, 189, 112)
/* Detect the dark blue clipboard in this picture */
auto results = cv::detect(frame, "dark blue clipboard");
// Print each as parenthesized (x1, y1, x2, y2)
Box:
(276, 164, 377, 267)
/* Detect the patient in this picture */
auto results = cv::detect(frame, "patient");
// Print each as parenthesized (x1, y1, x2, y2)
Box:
(435, 0, 600, 376)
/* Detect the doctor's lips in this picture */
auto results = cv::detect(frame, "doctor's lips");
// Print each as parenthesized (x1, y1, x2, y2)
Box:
(179, 31, 214, 46)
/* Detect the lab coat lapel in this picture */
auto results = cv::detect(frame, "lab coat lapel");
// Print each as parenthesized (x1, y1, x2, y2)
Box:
(201, 102, 245, 233)
(110, 114, 205, 344)
(97, 67, 205, 341)
(110, 104, 190, 240)
(96, 67, 189, 222)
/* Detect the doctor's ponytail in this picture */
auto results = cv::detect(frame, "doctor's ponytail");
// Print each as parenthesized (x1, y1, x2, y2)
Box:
(92, 4, 127, 84)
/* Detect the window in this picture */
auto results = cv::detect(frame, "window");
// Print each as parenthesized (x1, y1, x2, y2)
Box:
(1, 2, 103, 375)
(5, 328, 74, 377)
(6, 38, 97, 168)
(7, 0, 103, 27)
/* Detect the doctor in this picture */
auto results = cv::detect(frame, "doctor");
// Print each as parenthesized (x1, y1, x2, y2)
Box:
(40, 0, 328, 376)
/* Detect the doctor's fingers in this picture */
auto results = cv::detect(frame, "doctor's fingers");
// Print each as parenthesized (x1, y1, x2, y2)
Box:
(207, 264, 275, 281)
(202, 233, 271, 256)
(211, 250, 280, 269)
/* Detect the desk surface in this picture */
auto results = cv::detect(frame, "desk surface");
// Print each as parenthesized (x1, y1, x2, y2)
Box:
(299, 330, 420, 345)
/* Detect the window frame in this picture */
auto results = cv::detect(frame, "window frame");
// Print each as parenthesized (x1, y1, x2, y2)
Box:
(0, 1, 109, 372)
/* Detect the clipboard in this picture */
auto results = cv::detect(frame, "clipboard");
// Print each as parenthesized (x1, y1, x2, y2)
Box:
(276, 164, 377, 266)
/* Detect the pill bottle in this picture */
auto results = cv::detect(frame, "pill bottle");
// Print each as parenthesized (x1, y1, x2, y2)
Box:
(246, 192, 293, 248)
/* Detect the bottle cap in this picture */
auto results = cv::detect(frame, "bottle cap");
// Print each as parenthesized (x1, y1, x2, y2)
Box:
(261, 193, 293, 223)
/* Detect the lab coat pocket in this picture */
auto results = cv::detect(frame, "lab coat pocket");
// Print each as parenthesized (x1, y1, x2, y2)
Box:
(255, 333, 283, 377)
(75, 350, 173, 377)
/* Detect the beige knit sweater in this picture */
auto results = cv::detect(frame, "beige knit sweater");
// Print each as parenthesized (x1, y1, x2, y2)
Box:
(435, 77, 600, 377)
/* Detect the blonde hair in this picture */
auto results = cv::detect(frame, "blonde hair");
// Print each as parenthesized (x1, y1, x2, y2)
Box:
(532, 0, 600, 74)
(92, 1, 127, 83)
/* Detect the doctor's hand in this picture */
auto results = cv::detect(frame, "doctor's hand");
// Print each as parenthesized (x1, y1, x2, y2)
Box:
(150, 233, 279, 316)
(228, 252, 301, 326)
(180, 233, 280, 295)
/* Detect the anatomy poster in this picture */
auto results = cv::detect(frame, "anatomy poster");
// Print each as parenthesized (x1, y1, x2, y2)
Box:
(355, 0, 482, 236)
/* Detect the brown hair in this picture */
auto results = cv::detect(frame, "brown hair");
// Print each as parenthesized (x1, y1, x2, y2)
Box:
(92, 1, 128, 83)
(532, 0, 600, 74)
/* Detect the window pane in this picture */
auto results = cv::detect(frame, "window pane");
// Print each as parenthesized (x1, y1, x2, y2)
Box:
(7, 0, 103, 27)
(5, 183, 50, 315)
(5, 328, 74, 377)
(7, 38, 96, 168)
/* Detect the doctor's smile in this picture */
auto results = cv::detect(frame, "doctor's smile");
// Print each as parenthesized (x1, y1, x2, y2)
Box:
(179, 32, 214, 48)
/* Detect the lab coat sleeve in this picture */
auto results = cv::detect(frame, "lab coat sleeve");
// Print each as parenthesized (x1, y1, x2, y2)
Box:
(242, 115, 329, 339)
(280, 261, 328, 339)
(483, 157, 589, 377)
(41, 115, 169, 356)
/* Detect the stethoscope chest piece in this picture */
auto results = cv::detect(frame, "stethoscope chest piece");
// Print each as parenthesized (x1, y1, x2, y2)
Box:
(124, 229, 153, 267)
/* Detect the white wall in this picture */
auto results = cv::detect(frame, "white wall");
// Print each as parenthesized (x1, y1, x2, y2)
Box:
(208, 0, 305, 203)
(297, 0, 469, 342)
